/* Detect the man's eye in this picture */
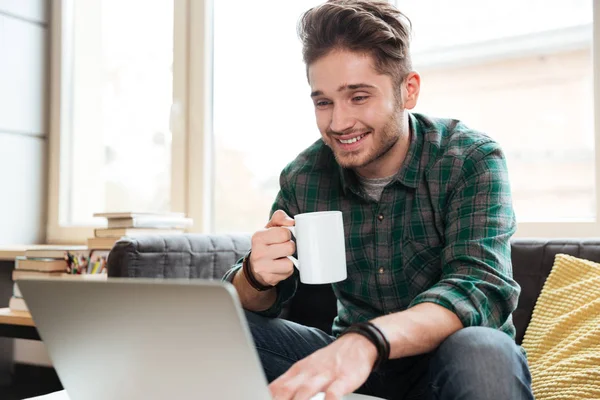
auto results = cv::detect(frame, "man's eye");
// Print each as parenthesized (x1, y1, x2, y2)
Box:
(353, 96, 368, 102)
(316, 100, 331, 107)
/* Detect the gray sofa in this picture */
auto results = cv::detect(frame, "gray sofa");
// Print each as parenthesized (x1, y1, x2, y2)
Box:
(106, 235, 600, 345)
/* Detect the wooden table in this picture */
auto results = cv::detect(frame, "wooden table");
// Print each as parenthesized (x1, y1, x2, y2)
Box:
(0, 307, 40, 340)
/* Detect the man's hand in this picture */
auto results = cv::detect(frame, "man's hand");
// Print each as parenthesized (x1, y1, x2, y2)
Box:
(249, 210, 297, 287)
(233, 210, 296, 311)
(269, 333, 378, 400)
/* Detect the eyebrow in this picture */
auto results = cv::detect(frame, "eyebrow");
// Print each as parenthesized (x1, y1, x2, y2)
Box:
(310, 83, 376, 98)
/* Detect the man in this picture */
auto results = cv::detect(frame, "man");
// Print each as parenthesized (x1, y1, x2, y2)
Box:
(223, 1, 534, 399)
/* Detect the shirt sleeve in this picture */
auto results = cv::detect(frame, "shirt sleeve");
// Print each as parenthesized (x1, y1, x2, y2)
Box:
(222, 168, 300, 318)
(409, 141, 520, 332)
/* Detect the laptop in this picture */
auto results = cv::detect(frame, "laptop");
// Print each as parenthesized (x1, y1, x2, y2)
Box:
(18, 278, 380, 400)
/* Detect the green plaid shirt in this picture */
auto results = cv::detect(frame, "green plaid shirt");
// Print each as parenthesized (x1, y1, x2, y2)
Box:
(225, 113, 520, 338)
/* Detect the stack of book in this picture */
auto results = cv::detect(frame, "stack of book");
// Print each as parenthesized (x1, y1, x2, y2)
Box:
(88, 212, 193, 250)
(9, 245, 88, 312)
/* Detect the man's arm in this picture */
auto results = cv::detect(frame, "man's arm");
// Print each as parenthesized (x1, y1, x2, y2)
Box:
(223, 170, 301, 316)
(229, 210, 296, 312)
(374, 141, 519, 358)
(224, 210, 298, 314)
(231, 265, 278, 312)
(371, 303, 462, 358)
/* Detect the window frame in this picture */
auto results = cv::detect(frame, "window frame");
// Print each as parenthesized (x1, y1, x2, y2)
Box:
(46, 0, 212, 244)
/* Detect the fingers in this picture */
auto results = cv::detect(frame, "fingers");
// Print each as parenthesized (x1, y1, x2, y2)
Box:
(253, 226, 292, 246)
(270, 371, 308, 400)
(270, 335, 370, 400)
(267, 209, 295, 228)
(271, 369, 327, 400)
(266, 240, 296, 260)
(324, 380, 348, 400)
(255, 258, 295, 286)
(246, 210, 296, 288)
(292, 374, 330, 400)
(271, 372, 345, 400)
(260, 257, 295, 275)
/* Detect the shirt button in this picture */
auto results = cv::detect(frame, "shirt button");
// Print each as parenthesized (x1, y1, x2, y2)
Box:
(377, 214, 384, 221)
(378, 267, 385, 274)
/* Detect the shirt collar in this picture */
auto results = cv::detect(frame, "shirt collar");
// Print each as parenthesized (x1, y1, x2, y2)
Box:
(339, 113, 424, 195)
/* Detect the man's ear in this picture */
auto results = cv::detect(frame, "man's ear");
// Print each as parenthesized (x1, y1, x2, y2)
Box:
(402, 71, 420, 110)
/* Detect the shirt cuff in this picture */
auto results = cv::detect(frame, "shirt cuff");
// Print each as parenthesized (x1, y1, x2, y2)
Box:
(408, 285, 480, 329)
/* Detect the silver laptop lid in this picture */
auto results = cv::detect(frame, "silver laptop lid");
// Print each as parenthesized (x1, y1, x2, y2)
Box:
(18, 278, 271, 400)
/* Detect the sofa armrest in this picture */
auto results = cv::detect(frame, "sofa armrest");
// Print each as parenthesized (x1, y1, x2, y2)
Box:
(106, 234, 251, 280)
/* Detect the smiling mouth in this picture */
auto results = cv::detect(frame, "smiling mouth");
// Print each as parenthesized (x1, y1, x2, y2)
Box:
(337, 132, 369, 144)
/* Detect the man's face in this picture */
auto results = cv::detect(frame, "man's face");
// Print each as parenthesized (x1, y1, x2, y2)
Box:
(308, 50, 405, 172)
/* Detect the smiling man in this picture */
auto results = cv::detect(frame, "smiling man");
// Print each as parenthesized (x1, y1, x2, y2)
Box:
(222, 1, 534, 399)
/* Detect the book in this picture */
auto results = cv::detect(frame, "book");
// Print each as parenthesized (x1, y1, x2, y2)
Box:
(15, 257, 69, 272)
(93, 212, 185, 219)
(94, 228, 184, 238)
(106, 216, 193, 229)
(86, 237, 122, 250)
(13, 282, 21, 298)
(9, 296, 28, 312)
(12, 270, 67, 280)
(24, 245, 88, 259)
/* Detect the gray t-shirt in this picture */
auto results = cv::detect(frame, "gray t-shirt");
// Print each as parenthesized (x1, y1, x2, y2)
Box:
(356, 173, 395, 202)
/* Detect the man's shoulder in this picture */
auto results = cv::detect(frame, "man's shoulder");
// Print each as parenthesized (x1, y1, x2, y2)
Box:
(415, 113, 503, 167)
(279, 139, 337, 185)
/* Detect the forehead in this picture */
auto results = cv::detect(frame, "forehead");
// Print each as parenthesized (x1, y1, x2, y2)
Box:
(307, 50, 384, 92)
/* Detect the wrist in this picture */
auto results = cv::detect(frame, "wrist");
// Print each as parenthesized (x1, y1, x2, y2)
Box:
(338, 321, 390, 370)
(343, 332, 379, 366)
(242, 252, 274, 292)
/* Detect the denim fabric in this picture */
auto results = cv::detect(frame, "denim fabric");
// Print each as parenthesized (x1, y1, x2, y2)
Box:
(245, 311, 534, 400)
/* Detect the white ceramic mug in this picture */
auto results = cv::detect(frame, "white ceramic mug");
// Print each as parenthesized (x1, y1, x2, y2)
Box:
(284, 211, 347, 284)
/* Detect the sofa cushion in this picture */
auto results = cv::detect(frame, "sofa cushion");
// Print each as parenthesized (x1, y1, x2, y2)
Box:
(522, 254, 600, 399)
(107, 234, 251, 279)
(107, 235, 600, 345)
(510, 239, 600, 344)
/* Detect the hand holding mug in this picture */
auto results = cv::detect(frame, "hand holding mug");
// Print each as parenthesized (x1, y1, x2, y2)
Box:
(249, 209, 348, 287)
(248, 210, 297, 287)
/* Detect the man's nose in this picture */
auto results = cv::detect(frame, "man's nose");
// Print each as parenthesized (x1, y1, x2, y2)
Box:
(329, 104, 355, 133)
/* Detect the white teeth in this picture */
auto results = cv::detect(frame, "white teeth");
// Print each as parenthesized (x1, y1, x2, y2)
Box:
(339, 134, 365, 144)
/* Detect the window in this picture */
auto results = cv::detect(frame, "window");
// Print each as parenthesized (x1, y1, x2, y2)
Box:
(48, 0, 192, 243)
(51, 1, 599, 240)
(402, 0, 594, 223)
(55, 0, 174, 227)
(212, 0, 323, 233)
(212, 0, 599, 237)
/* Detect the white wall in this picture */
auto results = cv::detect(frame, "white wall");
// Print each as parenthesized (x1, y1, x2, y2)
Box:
(0, 0, 48, 245)
(0, 0, 50, 369)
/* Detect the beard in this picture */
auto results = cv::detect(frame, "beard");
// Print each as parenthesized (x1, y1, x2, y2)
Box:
(327, 109, 405, 170)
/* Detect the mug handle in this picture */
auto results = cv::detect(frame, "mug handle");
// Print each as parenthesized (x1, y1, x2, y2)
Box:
(283, 226, 300, 269)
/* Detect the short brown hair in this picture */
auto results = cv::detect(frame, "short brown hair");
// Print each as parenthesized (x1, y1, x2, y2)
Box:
(298, 0, 412, 91)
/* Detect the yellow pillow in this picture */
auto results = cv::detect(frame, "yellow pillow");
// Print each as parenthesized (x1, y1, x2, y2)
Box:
(522, 254, 600, 400)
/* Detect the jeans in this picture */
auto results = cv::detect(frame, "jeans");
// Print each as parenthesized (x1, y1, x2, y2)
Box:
(244, 311, 534, 400)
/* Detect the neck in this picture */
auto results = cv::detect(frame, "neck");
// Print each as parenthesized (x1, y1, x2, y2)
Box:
(355, 120, 412, 179)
